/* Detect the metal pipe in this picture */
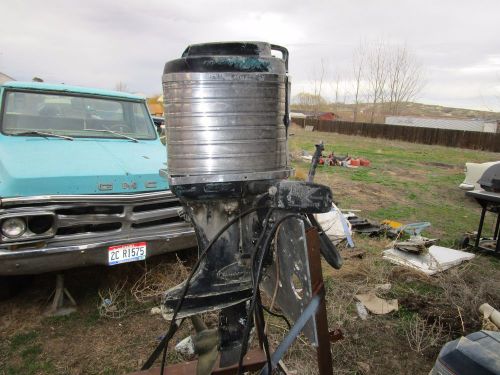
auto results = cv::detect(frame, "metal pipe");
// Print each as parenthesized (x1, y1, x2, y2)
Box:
(475, 206, 487, 248)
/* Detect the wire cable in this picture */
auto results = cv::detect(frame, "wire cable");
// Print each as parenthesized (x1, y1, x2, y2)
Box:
(250, 209, 276, 286)
(140, 205, 267, 373)
(255, 289, 273, 374)
(238, 208, 275, 374)
(233, 209, 276, 375)
(261, 304, 291, 329)
(237, 213, 305, 375)
(158, 205, 268, 374)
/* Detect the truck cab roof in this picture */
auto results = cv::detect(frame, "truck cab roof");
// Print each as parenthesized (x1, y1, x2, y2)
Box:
(0, 81, 145, 101)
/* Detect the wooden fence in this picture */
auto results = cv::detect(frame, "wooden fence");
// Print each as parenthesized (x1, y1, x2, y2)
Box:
(292, 118, 500, 153)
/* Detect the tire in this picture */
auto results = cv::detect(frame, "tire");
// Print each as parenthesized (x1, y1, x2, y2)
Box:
(458, 235, 470, 250)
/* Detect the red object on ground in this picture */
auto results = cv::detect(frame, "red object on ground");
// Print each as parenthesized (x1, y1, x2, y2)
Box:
(319, 157, 325, 165)
(359, 158, 371, 167)
(349, 159, 360, 166)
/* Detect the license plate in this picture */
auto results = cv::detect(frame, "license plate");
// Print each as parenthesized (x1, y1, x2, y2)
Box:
(108, 242, 147, 265)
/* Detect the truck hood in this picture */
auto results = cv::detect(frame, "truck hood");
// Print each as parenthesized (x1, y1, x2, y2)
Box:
(0, 137, 169, 198)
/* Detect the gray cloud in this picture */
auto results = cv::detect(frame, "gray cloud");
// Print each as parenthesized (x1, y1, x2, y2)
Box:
(1, 0, 499, 110)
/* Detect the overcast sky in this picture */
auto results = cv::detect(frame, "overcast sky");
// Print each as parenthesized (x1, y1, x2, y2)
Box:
(1, 0, 499, 111)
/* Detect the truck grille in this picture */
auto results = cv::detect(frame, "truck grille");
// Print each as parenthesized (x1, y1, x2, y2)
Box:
(0, 191, 191, 247)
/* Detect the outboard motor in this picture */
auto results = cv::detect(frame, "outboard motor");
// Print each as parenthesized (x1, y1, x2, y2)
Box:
(159, 41, 341, 373)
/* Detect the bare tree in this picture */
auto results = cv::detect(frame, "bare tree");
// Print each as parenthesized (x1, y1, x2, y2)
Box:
(311, 59, 327, 116)
(294, 42, 425, 122)
(293, 92, 327, 108)
(354, 40, 425, 122)
(367, 41, 389, 123)
(115, 81, 128, 92)
(386, 45, 424, 115)
(352, 44, 366, 122)
(329, 69, 349, 116)
(333, 74, 340, 104)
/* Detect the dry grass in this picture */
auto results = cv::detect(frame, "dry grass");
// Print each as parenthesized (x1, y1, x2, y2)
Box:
(433, 257, 500, 334)
(3, 234, 496, 375)
(131, 256, 190, 303)
(404, 315, 447, 354)
(262, 246, 431, 374)
(97, 278, 129, 319)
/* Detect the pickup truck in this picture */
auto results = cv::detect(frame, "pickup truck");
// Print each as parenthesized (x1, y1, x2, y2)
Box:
(0, 81, 195, 279)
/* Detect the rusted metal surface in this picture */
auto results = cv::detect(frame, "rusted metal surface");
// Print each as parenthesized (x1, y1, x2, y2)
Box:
(328, 329, 344, 343)
(128, 349, 267, 375)
(306, 227, 334, 375)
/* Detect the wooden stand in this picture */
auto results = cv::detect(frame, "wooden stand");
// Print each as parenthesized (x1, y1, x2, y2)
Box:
(132, 228, 333, 375)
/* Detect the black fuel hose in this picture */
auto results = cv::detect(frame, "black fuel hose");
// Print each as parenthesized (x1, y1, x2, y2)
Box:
(141, 205, 269, 373)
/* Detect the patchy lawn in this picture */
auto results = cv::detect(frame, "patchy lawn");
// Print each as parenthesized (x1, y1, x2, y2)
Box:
(289, 124, 499, 245)
(1, 126, 499, 375)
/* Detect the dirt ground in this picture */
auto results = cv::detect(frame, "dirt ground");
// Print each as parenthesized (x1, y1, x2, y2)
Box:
(1, 127, 500, 374)
(0, 254, 198, 375)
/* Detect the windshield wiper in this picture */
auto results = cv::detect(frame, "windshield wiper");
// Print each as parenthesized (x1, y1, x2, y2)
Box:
(13, 131, 73, 141)
(83, 129, 138, 143)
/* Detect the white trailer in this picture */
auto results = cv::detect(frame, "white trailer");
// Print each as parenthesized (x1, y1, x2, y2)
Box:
(385, 116, 498, 133)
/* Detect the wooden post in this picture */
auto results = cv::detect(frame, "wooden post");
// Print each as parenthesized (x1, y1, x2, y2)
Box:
(306, 228, 334, 375)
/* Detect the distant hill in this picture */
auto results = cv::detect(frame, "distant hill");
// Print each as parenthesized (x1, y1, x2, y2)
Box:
(291, 102, 500, 123)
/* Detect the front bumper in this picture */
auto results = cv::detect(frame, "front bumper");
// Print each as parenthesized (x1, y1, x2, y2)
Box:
(0, 223, 196, 275)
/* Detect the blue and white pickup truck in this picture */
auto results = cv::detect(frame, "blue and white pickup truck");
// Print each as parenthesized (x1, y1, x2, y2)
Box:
(0, 81, 195, 277)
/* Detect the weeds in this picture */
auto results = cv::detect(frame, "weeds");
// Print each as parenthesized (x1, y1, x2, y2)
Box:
(3, 330, 56, 375)
(131, 256, 190, 303)
(9, 331, 38, 350)
(404, 315, 447, 354)
(97, 279, 129, 319)
(433, 259, 500, 334)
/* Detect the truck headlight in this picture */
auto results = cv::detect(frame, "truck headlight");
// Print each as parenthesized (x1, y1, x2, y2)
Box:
(1, 217, 27, 238)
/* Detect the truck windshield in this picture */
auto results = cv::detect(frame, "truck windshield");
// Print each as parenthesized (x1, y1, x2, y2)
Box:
(1, 90, 156, 140)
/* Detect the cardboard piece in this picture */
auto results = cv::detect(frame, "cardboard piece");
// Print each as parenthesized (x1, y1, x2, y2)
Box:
(355, 292, 398, 315)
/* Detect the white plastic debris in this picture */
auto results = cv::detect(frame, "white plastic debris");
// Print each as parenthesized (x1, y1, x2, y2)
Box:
(314, 203, 354, 246)
(175, 335, 195, 356)
(383, 245, 475, 275)
(150, 307, 162, 315)
(479, 303, 500, 330)
(356, 302, 368, 320)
